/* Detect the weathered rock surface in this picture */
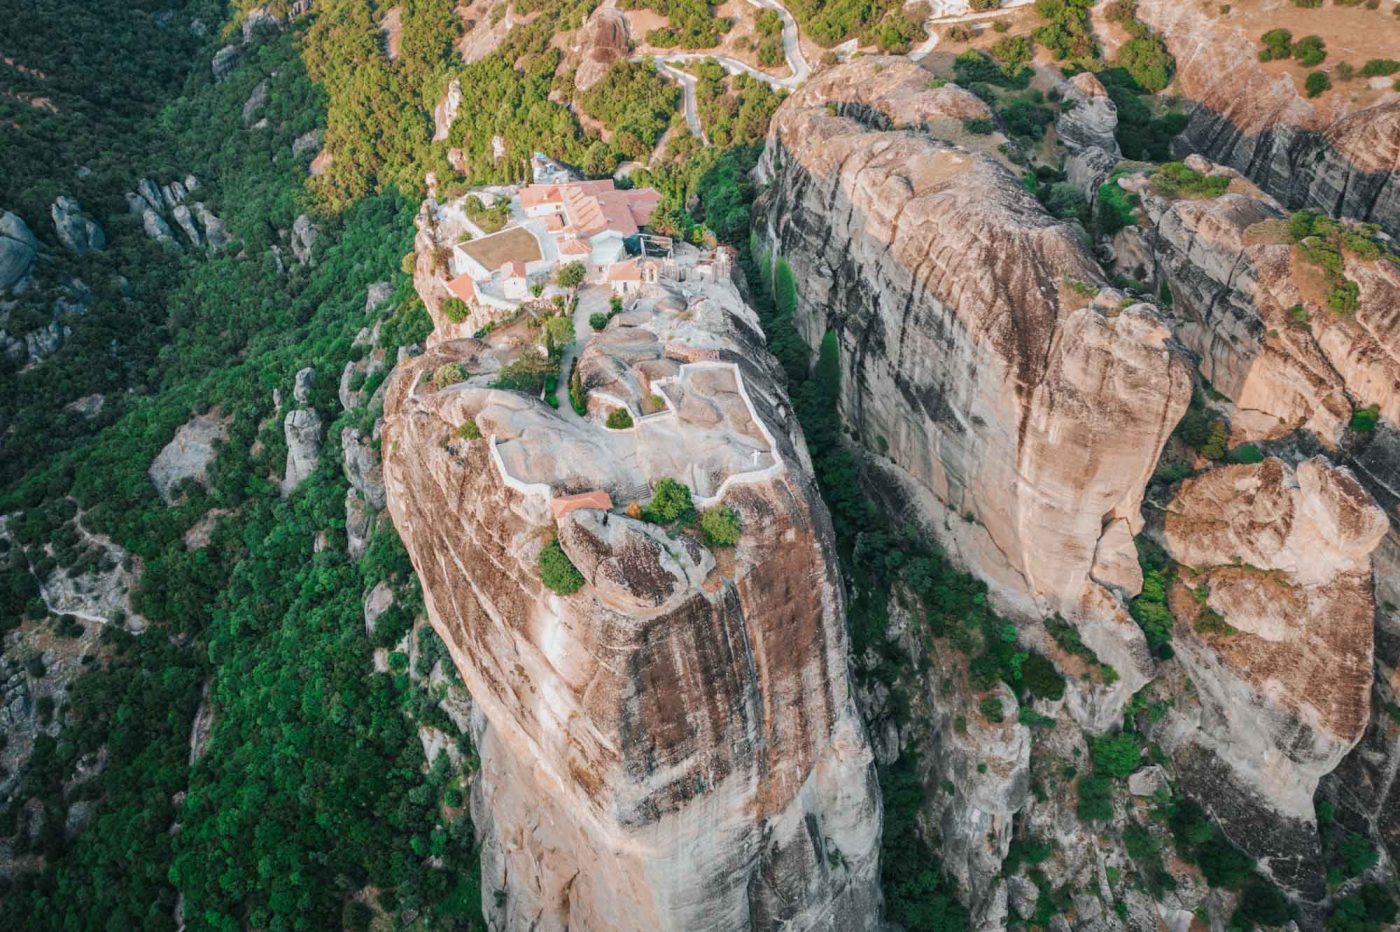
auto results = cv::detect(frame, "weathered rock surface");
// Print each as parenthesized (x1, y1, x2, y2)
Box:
(0, 211, 40, 292)
(1157, 456, 1387, 895)
(341, 427, 385, 510)
(290, 213, 318, 266)
(149, 412, 228, 504)
(571, 6, 629, 91)
(242, 79, 269, 126)
(50, 196, 105, 254)
(754, 57, 1191, 726)
(382, 276, 882, 931)
(1130, 160, 1400, 448)
(1138, 0, 1400, 235)
(432, 77, 461, 142)
(211, 45, 239, 82)
(1057, 72, 1121, 158)
(281, 370, 322, 496)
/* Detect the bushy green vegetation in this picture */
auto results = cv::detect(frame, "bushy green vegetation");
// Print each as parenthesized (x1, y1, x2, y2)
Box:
(699, 505, 742, 547)
(643, 477, 694, 523)
(1306, 69, 1332, 98)
(623, 0, 734, 48)
(1032, 0, 1099, 67)
(539, 538, 585, 594)
(606, 407, 635, 429)
(786, 0, 919, 47)
(689, 62, 785, 150)
(1293, 35, 1328, 67)
(1287, 210, 1390, 315)
(1152, 162, 1231, 199)
(1106, 0, 1174, 92)
(579, 59, 681, 160)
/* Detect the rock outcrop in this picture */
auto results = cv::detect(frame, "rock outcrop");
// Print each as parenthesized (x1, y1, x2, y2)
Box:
(1128, 158, 1400, 447)
(382, 276, 882, 931)
(755, 57, 1192, 725)
(1137, 0, 1400, 235)
(1157, 456, 1387, 895)
(571, 6, 629, 91)
(281, 368, 322, 496)
(127, 176, 228, 253)
(50, 196, 105, 254)
(0, 211, 40, 292)
(1057, 71, 1121, 158)
(149, 412, 229, 505)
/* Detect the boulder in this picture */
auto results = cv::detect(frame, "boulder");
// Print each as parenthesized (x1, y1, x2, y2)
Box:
(193, 203, 229, 252)
(0, 211, 40, 291)
(50, 196, 105, 254)
(290, 213, 318, 265)
(292, 365, 315, 405)
(362, 580, 394, 637)
(346, 489, 374, 559)
(242, 79, 269, 126)
(292, 128, 322, 158)
(281, 407, 322, 496)
(572, 7, 629, 91)
(149, 412, 229, 504)
(141, 208, 175, 244)
(432, 78, 462, 142)
(25, 320, 70, 362)
(1057, 72, 1121, 157)
(171, 204, 203, 247)
(212, 45, 239, 82)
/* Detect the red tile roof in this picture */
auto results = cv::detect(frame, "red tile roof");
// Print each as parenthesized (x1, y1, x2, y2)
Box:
(606, 258, 642, 281)
(446, 274, 476, 303)
(550, 489, 614, 520)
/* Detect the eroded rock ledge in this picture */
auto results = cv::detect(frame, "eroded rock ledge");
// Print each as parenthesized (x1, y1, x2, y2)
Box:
(382, 276, 881, 931)
(754, 56, 1193, 729)
(1156, 456, 1386, 895)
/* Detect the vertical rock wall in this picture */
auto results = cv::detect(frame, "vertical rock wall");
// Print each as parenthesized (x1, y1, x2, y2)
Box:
(754, 58, 1193, 729)
(381, 281, 882, 930)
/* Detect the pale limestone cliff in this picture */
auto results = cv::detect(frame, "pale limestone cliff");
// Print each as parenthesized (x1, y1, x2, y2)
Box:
(382, 277, 881, 931)
(754, 57, 1193, 729)
(1136, 0, 1400, 235)
(1158, 456, 1387, 894)
(1127, 159, 1400, 448)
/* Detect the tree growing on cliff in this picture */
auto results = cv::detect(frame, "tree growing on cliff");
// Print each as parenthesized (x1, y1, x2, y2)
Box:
(538, 539, 585, 594)
(700, 505, 742, 547)
(643, 478, 694, 523)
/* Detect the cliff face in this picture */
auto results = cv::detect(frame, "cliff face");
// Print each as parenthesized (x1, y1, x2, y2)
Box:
(754, 57, 1193, 726)
(382, 276, 881, 931)
(1158, 457, 1387, 894)
(1131, 162, 1400, 448)
(1136, 0, 1400, 235)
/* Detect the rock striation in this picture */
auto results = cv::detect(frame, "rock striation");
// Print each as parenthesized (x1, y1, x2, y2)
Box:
(1137, 0, 1400, 235)
(754, 57, 1192, 726)
(1128, 158, 1400, 448)
(382, 275, 882, 931)
(570, 6, 629, 91)
(1158, 456, 1387, 895)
